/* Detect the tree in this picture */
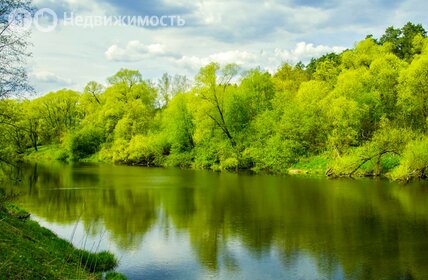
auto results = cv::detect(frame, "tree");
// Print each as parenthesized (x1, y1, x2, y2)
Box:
(379, 22, 427, 60)
(67, 126, 104, 161)
(390, 136, 428, 181)
(162, 93, 194, 153)
(328, 118, 413, 177)
(273, 63, 309, 94)
(239, 69, 275, 116)
(368, 54, 407, 120)
(84, 81, 104, 105)
(397, 56, 428, 132)
(158, 73, 171, 107)
(34, 90, 81, 143)
(194, 63, 239, 147)
(107, 69, 142, 88)
(157, 73, 190, 107)
(21, 100, 40, 151)
(0, 0, 33, 98)
(0, 100, 27, 154)
(107, 69, 157, 107)
(306, 52, 341, 76)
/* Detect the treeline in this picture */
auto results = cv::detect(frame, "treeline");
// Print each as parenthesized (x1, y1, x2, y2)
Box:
(1, 22, 428, 181)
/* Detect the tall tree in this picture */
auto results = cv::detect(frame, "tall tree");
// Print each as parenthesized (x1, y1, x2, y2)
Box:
(158, 73, 190, 107)
(194, 63, 239, 147)
(380, 22, 427, 60)
(0, 0, 33, 98)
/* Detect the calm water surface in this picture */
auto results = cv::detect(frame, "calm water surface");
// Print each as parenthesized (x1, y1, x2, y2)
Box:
(5, 163, 428, 279)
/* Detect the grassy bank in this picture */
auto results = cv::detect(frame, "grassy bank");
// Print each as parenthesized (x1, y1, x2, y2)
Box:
(24, 145, 69, 162)
(288, 154, 331, 175)
(25, 145, 106, 164)
(24, 145, 404, 180)
(0, 204, 125, 279)
(25, 145, 332, 175)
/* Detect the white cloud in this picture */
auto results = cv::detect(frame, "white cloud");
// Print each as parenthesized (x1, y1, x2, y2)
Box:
(33, 0, 114, 15)
(176, 50, 258, 70)
(31, 71, 73, 85)
(174, 42, 345, 70)
(27, 0, 427, 95)
(274, 42, 346, 64)
(105, 40, 177, 62)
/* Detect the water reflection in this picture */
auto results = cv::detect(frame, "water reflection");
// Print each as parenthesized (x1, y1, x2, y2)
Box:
(4, 162, 428, 279)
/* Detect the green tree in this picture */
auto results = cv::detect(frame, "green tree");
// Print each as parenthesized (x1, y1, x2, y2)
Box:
(379, 22, 427, 60)
(194, 63, 239, 147)
(397, 56, 428, 131)
(34, 90, 81, 143)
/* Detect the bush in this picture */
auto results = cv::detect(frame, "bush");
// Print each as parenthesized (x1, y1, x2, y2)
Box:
(221, 157, 239, 171)
(390, 137, 428, 181)
(165, 151, 194, 167)
(68, 127, 105, 161)
(328, 120, 413, 177)
(109, 134, 168, 166)
(126, 134, 167, 166)
(192, 140, 222, 169)
(247, 136, 304, 173)
(56, 149, 70, 162)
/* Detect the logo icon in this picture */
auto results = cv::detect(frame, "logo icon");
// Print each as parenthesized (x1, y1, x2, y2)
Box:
(7, 8, 33, 32)
(7, 8, 58, 32)
(33, 8, 58, 32)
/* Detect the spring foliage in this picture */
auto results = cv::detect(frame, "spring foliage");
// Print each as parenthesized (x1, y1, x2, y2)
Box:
(1, 23, 428, 181)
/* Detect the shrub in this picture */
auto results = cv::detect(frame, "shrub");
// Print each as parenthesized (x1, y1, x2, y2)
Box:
(165, 151, 194, 167)
(221, 157, 239, 171)
(247, 136, 304, 173)
(390, 137, 428, 181)
(68, 127, 105, 161)
(109, 134, 168, 166)
(126, 134, 167, 166)
(56, 149, 70, 162)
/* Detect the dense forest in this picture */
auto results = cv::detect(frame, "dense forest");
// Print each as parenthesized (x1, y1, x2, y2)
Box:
(1, 22, 428, 181)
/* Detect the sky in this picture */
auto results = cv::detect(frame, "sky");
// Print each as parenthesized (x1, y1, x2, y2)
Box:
(26, 0, 428, 94)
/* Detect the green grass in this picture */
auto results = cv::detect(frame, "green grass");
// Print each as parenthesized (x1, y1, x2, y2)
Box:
(0, 205, 125, 279)
(24, 145, 69, 162)
(25, 145, 107, 164)
(106, 272, 128, 280)
(79, 151, 108, 164)
(290, 154, 331, 175)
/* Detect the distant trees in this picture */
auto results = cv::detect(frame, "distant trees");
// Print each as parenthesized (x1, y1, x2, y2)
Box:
(158, 73, 190, 107)
(1, 22, 428, 181)
(379, 22, 426, 60)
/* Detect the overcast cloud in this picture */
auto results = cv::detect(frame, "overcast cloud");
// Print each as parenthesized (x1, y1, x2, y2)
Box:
(27, 0, 428, 94)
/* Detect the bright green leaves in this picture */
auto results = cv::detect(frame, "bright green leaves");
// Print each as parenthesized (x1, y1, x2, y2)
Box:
(379, 22, 427, 60)
(1, 23, 428, 179)
(390, 136, 428, 181)
(397, 56, 428, 131)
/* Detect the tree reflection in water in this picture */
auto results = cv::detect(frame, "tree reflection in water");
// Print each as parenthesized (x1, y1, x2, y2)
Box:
(4, 162, 428, 279)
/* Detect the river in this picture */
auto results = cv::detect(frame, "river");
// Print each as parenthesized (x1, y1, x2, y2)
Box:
(5, 162, 428, 279)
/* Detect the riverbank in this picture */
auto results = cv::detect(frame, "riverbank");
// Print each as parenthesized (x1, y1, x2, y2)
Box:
(23, 145, 396, 179)
(0, 204, 126, 279)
